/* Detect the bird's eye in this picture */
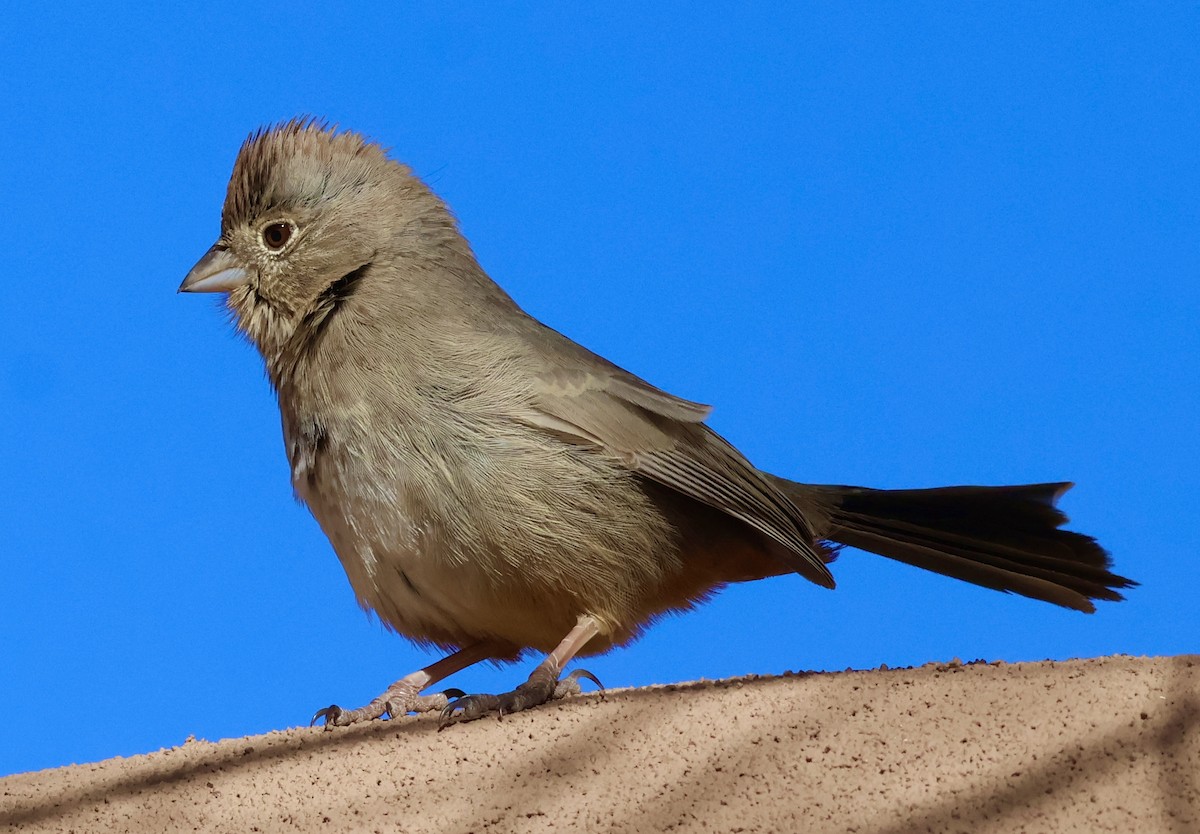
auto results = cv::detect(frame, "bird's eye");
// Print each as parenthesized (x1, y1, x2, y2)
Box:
(262, 222, 294, 251)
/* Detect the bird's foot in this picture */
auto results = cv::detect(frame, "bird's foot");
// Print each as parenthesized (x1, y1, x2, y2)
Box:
(438, 668, 602, 729)
(312, 683, 466, 729)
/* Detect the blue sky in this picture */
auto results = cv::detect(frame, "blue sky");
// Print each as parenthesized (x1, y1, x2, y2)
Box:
(2, 6, 1196, 777)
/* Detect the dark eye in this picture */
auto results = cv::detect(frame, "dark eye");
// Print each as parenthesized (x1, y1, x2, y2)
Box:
(262, 222, 294, 251)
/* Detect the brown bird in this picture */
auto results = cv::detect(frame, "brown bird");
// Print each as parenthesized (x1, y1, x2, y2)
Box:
(180, 120, 1133, 728)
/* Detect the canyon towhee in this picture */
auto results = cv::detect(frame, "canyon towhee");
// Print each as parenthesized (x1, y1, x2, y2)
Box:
(181, 120, 1133, 728)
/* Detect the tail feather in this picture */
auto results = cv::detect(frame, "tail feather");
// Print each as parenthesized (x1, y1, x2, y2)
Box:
(801, 482, 1134, 613)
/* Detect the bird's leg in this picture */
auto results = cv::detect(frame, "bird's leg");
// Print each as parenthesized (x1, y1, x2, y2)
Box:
(439, 615, 604, 728)
(312, 641, 496, 728)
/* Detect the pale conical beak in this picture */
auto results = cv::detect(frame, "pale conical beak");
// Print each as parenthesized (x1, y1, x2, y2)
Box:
(179, 243, 249, 293)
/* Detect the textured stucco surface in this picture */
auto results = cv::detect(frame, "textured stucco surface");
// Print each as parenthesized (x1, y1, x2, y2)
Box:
(2, 655, 1196, 833)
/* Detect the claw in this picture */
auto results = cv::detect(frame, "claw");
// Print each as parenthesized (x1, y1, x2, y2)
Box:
(438, 694, 500, 730)
(310, 704, 342, 728)
(558, 668, 604, 697)
(435, 688, 473, 723)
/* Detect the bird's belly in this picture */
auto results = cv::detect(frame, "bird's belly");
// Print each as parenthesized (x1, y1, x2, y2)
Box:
(286, 413, 688, 655)
(297, 471, 586, 653)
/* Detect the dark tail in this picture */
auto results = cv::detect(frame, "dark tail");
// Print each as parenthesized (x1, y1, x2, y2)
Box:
(797, 482, 1135, 612)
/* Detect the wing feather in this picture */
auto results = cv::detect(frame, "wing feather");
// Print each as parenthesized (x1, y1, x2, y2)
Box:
(523, 380, 834, 588)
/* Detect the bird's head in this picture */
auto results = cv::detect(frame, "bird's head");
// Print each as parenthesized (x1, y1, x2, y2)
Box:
(180, 119, 463, 360)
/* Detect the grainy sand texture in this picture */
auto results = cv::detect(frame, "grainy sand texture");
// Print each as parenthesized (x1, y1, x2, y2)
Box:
(2, 655, 1196, 833)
